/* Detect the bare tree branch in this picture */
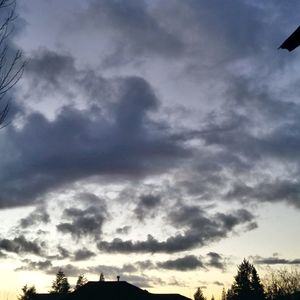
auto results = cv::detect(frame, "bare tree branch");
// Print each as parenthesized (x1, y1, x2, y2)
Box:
(0, 0, 24, 127)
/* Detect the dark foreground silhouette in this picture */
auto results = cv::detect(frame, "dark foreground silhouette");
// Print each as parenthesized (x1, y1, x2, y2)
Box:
(30, 281, 191, 300)
(279, 26, 300, 51)
(19, 261, 300, 300)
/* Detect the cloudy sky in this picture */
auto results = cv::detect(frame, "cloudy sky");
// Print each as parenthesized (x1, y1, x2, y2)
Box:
(0, 0, 299, 299)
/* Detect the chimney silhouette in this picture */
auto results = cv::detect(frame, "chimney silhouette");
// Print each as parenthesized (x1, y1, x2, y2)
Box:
(117, 276, 120, 282)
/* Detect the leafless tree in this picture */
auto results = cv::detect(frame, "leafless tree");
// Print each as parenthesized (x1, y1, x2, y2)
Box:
(0, 0, 24, 127)
(263, 267, 300, 300)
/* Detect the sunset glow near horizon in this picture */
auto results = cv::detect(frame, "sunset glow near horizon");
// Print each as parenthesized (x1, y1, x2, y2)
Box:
(0, 1, 299, 299)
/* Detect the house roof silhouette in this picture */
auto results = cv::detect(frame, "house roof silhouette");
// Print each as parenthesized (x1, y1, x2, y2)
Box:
(31, 281, 191, 300)
(279, 26, 300, 52)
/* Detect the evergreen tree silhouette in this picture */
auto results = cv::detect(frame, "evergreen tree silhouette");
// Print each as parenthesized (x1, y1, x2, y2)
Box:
(227, 259, 265, 300)
(194, 287, 206, 300)
(221, 287, 227, 300)
(99, 272, 105, 281)
(50, 269, 70, 294)
(18, 285, 36, 300)
(75, 274, 88, 290)
(250, 266, 265, 300)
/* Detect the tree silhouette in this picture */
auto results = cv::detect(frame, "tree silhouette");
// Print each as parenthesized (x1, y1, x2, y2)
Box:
(263, 268, 300, 300)
(0, 0, 25, 127)
(50, 269, 70, 294)
(99, 272, 105, 282)
(194, 287, 206, 300)
(75, 274, 88, 290)
(251, 265, 265, 299)
(18, 285, 36, 300)
(227, 259, 265, 300)
(221, 287, 227, 300)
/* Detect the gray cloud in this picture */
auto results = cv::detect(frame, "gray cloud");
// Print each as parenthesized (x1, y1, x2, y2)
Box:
(134, 194, 161, 221)
(79, 0, 184, 63)
(118, 274, 154, 288)
(213, 281, 224, 286)
(20, 206, 50, 228)
(46, 246, 71, 261)
(43, 261, 143, 279)
(46, 264, 86, 277)
(0, 235, 43, 255)
(226, 179, 300, 209)
(206, 252, 224, 270)
(74, 0, 292, 67)
(73, 248, 96, 261)
(16, 259, 52, 272)
(151, 252, 226, 272)
(98, 206, 256, 253)
(157, 255, 204, 271)
(57, 246, 70, 259)
(135, 260, 155, 270)
(254, 256, 300, 265)
(25, 50, 77, 96)
(88, 263, 139, 279)
(57, 203, 107, 240)
(0, 50, 190, 208)
(116, 226, 131, 235)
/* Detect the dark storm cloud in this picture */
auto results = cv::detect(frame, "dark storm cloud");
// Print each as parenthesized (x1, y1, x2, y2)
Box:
(73, 248, 96, 261)
(0, 50, 190, 208)
(254, 256, 300, 265)
(134, 194, 161, 221)
(157, 255, 204, 271)
(20, 206, 50, 228)
(0, 235, 42, 255)
(98, 205, 256, 253)
(57, 204, 107, 240)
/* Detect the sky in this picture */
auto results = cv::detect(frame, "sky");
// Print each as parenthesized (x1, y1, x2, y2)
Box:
(0, 0, 299, 299)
